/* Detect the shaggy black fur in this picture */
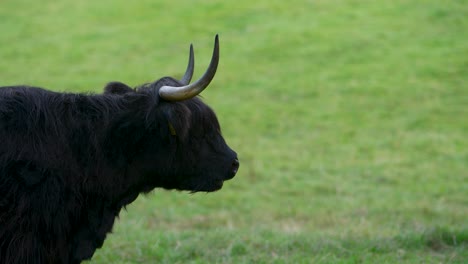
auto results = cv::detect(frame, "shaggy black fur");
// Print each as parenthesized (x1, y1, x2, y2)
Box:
(0, 77, 238, 263)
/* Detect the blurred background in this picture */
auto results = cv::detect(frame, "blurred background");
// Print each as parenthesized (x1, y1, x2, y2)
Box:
(1, 0, 466, 263)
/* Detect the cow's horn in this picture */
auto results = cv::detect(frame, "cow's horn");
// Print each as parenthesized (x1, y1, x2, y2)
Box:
(159, 35, 219, 101)
(179, 44, 194, 85)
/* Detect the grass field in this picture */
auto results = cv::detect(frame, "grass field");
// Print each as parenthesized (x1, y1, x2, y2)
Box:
(1, 0, 467, 263)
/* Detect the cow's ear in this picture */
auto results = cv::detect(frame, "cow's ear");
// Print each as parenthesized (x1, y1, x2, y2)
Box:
(104, 82, 133, 95)
(160, 102, 191, 140)
(103, 95, 149, 165)
(104, 115, 147, 165)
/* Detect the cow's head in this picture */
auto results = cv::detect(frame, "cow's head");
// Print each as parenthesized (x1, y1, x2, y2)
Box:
(105, 35, 239, 192)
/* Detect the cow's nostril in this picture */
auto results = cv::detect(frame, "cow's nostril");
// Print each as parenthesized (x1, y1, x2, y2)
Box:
(232, 158, 239, 174)
(225, 158, 239, 180)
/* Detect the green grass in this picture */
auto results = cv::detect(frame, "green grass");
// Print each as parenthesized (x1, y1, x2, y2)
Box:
(1, 0, 467, 263)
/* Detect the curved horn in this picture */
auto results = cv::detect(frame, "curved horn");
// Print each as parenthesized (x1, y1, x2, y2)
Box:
(159, 35, 219, 101)
(179, 44, 194, 85)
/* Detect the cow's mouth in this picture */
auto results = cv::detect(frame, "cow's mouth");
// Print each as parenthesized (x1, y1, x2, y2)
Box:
(186, 178, 224, 193)
(210, 180, 223, 192)
(206, 179, 224, 192)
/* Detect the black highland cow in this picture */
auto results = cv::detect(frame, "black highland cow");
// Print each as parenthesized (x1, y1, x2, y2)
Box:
(0, 35, 239, 263)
